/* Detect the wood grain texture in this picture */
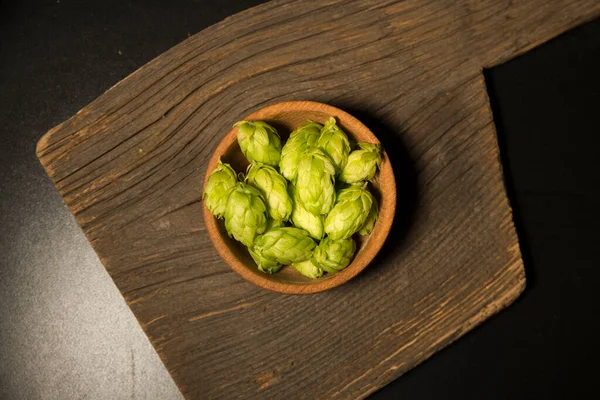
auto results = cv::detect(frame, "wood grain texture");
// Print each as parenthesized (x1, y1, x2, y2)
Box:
(36, 0, 600, 398)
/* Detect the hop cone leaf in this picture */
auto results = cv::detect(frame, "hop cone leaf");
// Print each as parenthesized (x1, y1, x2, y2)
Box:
(235, 120, 282, 167)
(293, 259, 324, 279)
(318, 117, 351, 173)
(203, 159, 237, 219)
(296, 148, 336, 215)
(358, 195, 379, 236)
(288, 183, 324, 240)
(248, 247, 282, 274)
(266, 218, 286, 230)
(253, 227, 316, 265)
(324, 184, 374, 240)
(224, 182, 267, 247)
(312, 237, 356, 273)
(246, 163, 292, 221)
(279, 121, 321, 181)
(339, 142, 382, 183)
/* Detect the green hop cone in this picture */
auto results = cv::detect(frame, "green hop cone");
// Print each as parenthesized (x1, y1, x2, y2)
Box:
(312, 237, 356, 274)
(224, 182, 267, 247)
(324, 183, 374, 240)
(296, 148, 336, 215)
(266, 218, 285, 230)
(248, 248, 282, 274)
(253, 227, 316, 265)
(358, 196, 379, 236)
(288, 183, 324, 240)
(279, 121, 321, 181)
(317, 117, 351, 173)
(246, 163, 293, 221)
(293, 259, 324, 279)
(203, 159, 237, 219)
(339, 142, 382, 183)
(235, 120, 282, 167)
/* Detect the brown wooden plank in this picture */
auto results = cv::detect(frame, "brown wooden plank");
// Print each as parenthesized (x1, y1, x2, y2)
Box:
(36, 0, 600, 398)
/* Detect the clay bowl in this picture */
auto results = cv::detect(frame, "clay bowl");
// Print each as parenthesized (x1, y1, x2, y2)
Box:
(203, 101, 396, 294)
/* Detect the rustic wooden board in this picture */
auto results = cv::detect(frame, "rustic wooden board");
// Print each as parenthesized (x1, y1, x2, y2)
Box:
(36, 0, 599, 398)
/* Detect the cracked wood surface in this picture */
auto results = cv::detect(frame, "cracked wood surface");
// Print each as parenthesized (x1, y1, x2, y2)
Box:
(37, 0, 599, 398)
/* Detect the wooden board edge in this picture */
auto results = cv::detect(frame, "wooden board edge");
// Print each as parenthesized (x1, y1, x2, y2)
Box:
(483, 10, 600, 68)
(349, 71, 529, 398)
(33, 0, 289, 163)
(359, 264, 526, 399)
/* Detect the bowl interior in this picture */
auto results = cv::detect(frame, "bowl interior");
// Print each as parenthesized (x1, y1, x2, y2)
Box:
(203, 101, 395, 294)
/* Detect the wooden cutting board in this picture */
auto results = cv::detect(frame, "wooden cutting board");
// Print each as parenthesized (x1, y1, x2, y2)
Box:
(36, 0, 599, 398)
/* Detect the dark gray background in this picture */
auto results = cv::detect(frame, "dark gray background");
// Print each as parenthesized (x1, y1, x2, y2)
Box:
(1, 1, 599, 399)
